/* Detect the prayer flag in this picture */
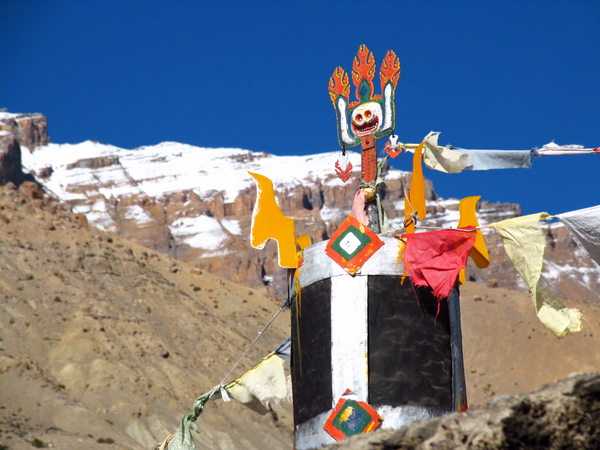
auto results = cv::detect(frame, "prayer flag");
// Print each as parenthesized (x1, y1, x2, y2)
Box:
(404, 141, 427, 233)
(422, 131, 468, 173)
(537, 142, 600, 156)
(460, 149, 531, 170)
(275, 336, 291, 364)
(351, 189, 370, 226)
(226, 352, 291, 415)
(491, 213, 582, 338)
(412, 131, 531, 172)
(401, 229, 476, 300)
(160, 415, 196, 450)
(558, 205, 600, 267)
(249, 172, 298, 268)
(457, 196, 489, 269)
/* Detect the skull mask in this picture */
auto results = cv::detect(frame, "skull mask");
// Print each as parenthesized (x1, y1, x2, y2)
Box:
(351, 102, 383, 137)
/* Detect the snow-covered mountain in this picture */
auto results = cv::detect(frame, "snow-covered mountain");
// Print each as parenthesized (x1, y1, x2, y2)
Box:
(22, 140, 374, 242)
(20, 140, 415, 294)
(7, 112, 599, 301)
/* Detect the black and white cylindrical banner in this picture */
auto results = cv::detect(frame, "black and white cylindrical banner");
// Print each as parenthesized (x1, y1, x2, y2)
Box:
(291, 236, 466, 450)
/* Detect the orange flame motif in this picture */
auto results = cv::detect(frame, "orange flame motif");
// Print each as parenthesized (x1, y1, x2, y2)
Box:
(380, 50, 401, 91)
(328, 67, 350, 105)
(351, 45, 381, 107)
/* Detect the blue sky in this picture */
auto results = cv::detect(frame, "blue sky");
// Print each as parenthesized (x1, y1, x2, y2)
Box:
(1, 1, 599, 216)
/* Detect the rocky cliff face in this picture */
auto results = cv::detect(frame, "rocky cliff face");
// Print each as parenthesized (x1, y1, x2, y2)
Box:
(0, 112, 50, 148)
(14, 113, 600, 303)
(191, 174, 439, 297)
(0, 112, 49, 187)
(0, 133, 24, 186)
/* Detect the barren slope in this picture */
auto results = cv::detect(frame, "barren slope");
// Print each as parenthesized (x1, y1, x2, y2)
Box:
(1, 182, 599, 450)
(0, 183, 292, 450)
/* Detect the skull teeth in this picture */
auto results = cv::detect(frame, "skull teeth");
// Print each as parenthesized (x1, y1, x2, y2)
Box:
(352, 117, 379, 136)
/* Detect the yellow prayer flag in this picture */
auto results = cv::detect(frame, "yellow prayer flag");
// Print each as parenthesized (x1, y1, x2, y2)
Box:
(491, 213, 582, 338)
(457, 196, 489, 269)
(410, 141, 426, 221)
(404, 141, 426, 234)
(249, 172, 298, 268)
(226, 352, 291, 415)
(295, 235, 311, 251)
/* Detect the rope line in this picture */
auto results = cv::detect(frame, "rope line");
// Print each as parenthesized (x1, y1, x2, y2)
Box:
(218, 302, 286, 387)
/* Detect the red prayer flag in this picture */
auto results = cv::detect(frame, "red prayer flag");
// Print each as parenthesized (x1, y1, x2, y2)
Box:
(401, 229, 477, 300)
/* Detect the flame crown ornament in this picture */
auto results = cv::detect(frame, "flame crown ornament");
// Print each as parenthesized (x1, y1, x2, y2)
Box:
(351, 45, 381, 107)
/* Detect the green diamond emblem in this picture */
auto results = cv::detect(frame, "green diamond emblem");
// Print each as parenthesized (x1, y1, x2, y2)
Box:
(330, 225, 372, 260)
(331, 400, 373, 436)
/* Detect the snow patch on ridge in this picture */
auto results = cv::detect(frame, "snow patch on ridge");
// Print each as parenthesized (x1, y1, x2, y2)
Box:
(221, 219, 241, 235)
(320, 205, 344, 223)
(124, 205, 152, 225)
(171, 216, 228, 250)
(72, 200, 115, 232)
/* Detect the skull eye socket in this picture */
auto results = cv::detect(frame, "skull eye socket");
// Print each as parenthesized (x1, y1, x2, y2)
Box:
(355, 113, 363, 123)
(365, 110, 372, 119)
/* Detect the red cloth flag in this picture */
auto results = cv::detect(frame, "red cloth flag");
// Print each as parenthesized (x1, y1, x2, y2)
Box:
(401, 229, 476, 300)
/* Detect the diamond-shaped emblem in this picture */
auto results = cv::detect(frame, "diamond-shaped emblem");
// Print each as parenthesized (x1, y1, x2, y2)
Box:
(323, 389, 383, 441)
(325, 215, 384, 275)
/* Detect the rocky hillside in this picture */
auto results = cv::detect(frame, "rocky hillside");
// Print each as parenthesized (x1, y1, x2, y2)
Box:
(10, 113, 600, 302)
(0, 183, 293, 450)
(1, 182, 600, 450)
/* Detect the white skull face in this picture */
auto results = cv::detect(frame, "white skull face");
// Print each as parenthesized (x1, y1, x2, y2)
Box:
(351, 102, 382, 137)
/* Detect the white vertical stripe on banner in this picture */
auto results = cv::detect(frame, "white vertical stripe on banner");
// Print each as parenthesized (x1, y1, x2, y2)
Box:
(330, 274, 369, 405)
